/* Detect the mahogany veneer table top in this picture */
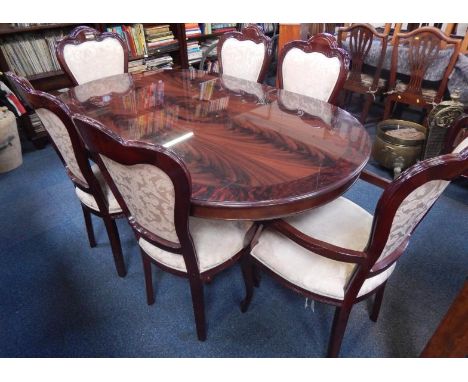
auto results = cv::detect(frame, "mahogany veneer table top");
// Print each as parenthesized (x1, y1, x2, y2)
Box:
(60, 70, 371, 220)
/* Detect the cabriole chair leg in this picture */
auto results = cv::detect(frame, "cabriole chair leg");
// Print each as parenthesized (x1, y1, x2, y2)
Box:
(81, 205, 96, 248)
(141, 251, 155, 305)
(370, 282, 387, 322)
(240, 255, 255, 313)
(102, 216, 126, 278)
(189, 277, 206, 341)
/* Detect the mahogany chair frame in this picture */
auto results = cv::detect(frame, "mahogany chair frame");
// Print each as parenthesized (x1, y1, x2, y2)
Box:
(277, 33, 350, 105)
(383, 27, 461, 120)
(337, 24, 389, 123)
(73, 114, 257, 341)
(56, 26, 129, 86)
(217, 24, 274, 84)
(240, 149, 468, 357)
(5, 71, 127, 277)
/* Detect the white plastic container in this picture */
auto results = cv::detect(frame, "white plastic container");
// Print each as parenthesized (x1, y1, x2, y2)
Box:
(0, 106, 22, 173)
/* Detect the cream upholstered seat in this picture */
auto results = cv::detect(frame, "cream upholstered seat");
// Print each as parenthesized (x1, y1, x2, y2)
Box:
(56, 26, 128, 86)
(218, 24, 273, 83)
(251, 197, 395, 300)
(140, 217, 252, 273)
(277, 33, 349, 105)
(75, 164, 122, 214)
(241, 137, 468, 357)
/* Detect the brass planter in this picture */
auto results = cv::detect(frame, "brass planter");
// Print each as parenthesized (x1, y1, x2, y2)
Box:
(372, 119, 426, 178)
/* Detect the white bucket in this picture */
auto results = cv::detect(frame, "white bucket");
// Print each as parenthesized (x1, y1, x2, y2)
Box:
(0, 107, 23, 173)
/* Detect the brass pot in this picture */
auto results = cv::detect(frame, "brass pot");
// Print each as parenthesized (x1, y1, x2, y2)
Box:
(372, 119, 426, 177)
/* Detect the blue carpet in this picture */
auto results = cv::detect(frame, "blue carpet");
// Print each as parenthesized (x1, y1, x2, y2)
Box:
(0, 113, 467, 357)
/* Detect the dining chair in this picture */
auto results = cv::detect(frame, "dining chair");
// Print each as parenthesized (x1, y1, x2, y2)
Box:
(337, 24, 388, 123)
(56, 26, 129, 86)
(240, 138, 468, 357)
(277, 33, 350, 105)
(217, 24, 273, 83)
(73, 113, 255, 341)
(383, 27, 461, 120)
(5, 71, 127, 277)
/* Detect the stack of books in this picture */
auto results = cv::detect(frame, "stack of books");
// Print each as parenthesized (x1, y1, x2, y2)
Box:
(128, 59, 146, 74)
(187, 41, 202, 64)
(185, 23, 202, 38)
(211, 24, 237, 34)
(0, 30, 65, 77)
(144, 25, 178, 54)
(146, 55, 173, 70)
(200, 38, 218, 57)
(106, 24, 147, 58)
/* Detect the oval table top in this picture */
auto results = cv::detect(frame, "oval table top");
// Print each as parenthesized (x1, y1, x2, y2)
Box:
(60, 69, 371, 220)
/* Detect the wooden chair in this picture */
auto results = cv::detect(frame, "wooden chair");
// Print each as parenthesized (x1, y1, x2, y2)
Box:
(5, 71, 127, 277)
(383, 27, 461, 120)
(73, 114, 255, 341)
(56, 26, 129, 86)
(277, 33, 350, 105)
(240, 138, 468, 357)
(217, 24, 273, 83)
(337, 24, 388, 123)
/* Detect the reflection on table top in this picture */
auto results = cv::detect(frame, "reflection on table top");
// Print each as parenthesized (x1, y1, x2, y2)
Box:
(60, 70, 371, 220)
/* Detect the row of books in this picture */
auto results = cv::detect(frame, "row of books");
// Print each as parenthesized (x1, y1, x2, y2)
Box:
(186, 24, 237, 37)
(0, 30, 65, 77)
(106, 24, 147, 58)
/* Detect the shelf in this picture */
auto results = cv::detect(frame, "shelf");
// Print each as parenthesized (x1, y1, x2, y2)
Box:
(0, 23, 79, 36)
(186, 30, 235, 41)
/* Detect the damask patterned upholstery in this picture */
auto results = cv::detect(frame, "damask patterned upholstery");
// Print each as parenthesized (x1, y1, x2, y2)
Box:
(75, 163, 122, 214)
(139, 217, 253, 273)
(251, 197, 395, 300)
(62, 38, 125, 85)
(220, 38, 267, 82)
(35, 108, 87, 185)
(394, 82, 438, 100)
(281, 48, 341, 102)
(99, 155, 178, 243)
(378, 137, 468, 262)
(354, 73, 387, 88)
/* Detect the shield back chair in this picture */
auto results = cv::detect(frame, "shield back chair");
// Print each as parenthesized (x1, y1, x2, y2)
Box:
(277, 33, 350, 105)
(5, 71, 127, 277)
(73, 114, 255, 341)
(240, 138, 468, 357)
(217, 24, 274, 83)
(56, 26, 129, 86)
(337, 24, 388, 123)
(383, 27, 461, 120)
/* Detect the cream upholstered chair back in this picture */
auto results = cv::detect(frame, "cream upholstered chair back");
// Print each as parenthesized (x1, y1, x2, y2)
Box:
(218, 24, 273, 83)
(278, 33, 350, 105)
(72, 114, 197, 261)
(56, 26, 128, 86)
(369, 137, 468, 271)
(99, 157, 179, 243)
(4, 71, 91, 187)
(36, 108, 87, 185)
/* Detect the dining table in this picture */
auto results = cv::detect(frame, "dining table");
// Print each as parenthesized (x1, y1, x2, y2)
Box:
(59, 69, 372, 221)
